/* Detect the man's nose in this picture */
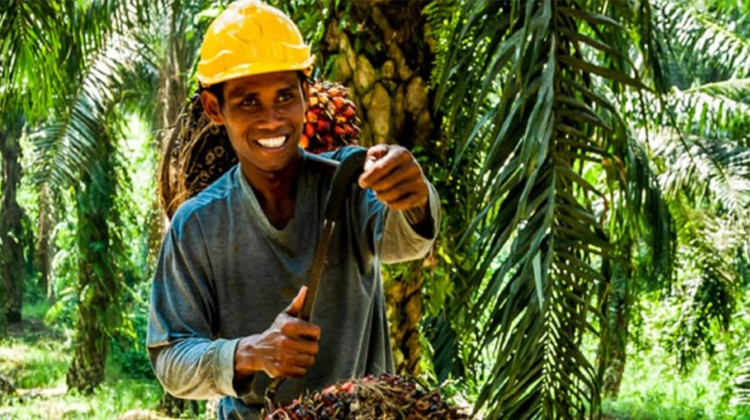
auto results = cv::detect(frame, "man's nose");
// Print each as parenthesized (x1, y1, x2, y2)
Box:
(256, 106, 283, 130)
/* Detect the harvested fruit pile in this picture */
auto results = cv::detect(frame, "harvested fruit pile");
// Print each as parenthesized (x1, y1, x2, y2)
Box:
(265, 374, 469, 420)
(301, 81, 360, 154)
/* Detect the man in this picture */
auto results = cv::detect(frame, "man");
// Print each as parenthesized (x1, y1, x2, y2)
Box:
(146, 1, 440, 419)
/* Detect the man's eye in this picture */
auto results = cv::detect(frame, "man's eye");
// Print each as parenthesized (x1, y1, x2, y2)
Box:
(278, 93, 293, 103)
(241, 98, 258, 107)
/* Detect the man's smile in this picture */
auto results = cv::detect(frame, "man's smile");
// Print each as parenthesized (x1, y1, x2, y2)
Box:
(255, 135, 288, 149)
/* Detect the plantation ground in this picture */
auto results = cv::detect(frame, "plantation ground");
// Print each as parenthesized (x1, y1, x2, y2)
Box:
(0, 314, 167, 420)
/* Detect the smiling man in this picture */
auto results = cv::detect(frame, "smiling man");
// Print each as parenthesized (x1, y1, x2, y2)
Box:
(146, 1, 440, 419)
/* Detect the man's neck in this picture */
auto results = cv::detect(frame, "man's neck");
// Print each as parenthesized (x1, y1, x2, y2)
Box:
(240, 157, 302, 229)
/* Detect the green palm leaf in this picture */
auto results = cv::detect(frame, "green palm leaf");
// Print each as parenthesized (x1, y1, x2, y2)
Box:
(0, 0, 65, 115)
(31, 37, 139, 188)
(0, 0, 140, 119)
(430, 1, 660, 418)
(654, 132, 750, 218)
(665, 210, 740, 371)
(656, 0, 750, 80)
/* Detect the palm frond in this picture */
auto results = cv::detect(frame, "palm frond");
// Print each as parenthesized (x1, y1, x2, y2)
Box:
(654, 132, 750, 218)
(0, 0, 66, 116)
(430, 1, 657, 418)
(665, 212, 740, 371)
(655, 0, 750, 80)
(31, 35, 140, 188)
(685, 77, 750, 99)
(672, 87, 750, 138)
(0, 0, 141, 118)
(620, 132, 675, 285)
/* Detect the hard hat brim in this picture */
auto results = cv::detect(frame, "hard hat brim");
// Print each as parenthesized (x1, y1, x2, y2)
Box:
(197, 55, 315, 87)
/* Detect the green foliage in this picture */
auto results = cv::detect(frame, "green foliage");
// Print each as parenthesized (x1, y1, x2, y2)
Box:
(0, 0, 139, 120)
(110, 283, 155, 381)
(269, 0, 328, 57)
(2, 377, 163, 420)
(603, 294, 750, 420)
(655, 0, 750, 85)
(20, 300, 49, 321)
(621, 0, 750, 383)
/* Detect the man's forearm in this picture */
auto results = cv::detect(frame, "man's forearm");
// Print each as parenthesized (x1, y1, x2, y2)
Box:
(149, 337, 241, 400)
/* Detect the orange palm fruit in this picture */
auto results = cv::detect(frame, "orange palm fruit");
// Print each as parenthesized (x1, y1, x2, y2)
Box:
(342, 107, 355, 119)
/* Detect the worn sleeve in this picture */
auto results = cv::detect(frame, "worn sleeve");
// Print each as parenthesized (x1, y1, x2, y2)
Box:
(378, 181, 440, 263)
(146, 214, 240, 400)
(355, 178, 440, 264)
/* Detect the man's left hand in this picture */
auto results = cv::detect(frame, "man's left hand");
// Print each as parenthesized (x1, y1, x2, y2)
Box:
(358, 145, 429, 218)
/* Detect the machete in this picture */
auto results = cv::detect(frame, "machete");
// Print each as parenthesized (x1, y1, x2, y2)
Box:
(264, 148, 368, 414)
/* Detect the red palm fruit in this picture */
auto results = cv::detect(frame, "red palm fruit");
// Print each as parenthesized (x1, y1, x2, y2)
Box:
(316, 120, 330, 133)
(342, 107, 355, 119)
(305, 123, 315, 137)
(300, 134, 309, 149)
(332, 96, 345, 109)
(305, 110, 318, 124)
(329, 87, 341, 97)
(334, 125, 346, 137)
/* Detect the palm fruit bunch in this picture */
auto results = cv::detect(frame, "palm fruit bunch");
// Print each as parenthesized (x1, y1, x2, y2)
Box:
(302, 80, 360, 154)
(265, 374, 469, 420)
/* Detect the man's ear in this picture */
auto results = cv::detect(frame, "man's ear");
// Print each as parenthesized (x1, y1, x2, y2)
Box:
(200, 89, 226, 125)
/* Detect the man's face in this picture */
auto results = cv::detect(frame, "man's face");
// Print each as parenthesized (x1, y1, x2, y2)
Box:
(201, 71, 306, 174)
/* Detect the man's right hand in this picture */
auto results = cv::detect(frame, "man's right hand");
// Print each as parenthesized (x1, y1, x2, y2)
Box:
(234, 287, 321, 380)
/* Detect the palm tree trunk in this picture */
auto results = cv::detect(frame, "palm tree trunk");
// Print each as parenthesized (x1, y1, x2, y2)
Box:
(321, 0, 438, 376)
(599, 241, 633, 397)
(0, 112, 27, 328)
(36, 183, 54, 301)
(66, 138, 119, 393)
(383, 262, 425, 374)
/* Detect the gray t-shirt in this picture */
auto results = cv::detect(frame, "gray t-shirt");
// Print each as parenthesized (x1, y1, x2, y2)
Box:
(147, 147, 440, 419)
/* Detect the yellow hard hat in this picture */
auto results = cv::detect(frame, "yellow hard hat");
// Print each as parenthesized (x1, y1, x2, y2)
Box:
(196, 0, 314, 86)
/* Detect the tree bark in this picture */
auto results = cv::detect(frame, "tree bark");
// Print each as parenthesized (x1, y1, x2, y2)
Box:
(36, 183, 53, 301)
(66, 137, 120, 393)
(383, 262, 425, 374)
(0, 112, 27, 328)
(598, 241, 633, 397)
(321, 0, 438, 376)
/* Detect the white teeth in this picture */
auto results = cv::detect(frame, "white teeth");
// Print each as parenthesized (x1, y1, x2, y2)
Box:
(256, 136, 286, 148)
